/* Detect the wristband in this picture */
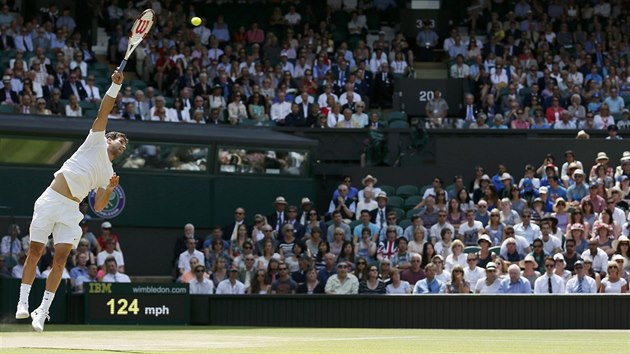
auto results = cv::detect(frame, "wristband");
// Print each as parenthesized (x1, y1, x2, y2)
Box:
(106, 83, 122, 98)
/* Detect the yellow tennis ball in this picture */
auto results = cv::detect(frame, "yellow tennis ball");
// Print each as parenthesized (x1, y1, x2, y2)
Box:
(191, 17, 202, 26)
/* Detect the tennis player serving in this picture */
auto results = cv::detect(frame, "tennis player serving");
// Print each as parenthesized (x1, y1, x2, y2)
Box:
(16, 69, 127, 332)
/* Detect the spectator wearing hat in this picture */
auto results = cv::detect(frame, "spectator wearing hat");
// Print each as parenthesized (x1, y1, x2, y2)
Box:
(369, 192, 391, 231)
(325, 262, 359, 294)
(611, 254, 628, 281)
(475, 234, 493, 268)
(553, 253, 572, 283)
(589, 152, 613, 181)
(297, 198, 314, 226)
(534, 256, 566, 294)
(616, 110, 630, 130)
(474, 262, 501, 294)
(560, 151, 584, 180)
(189, 265, 214, 295)
(567, 169, 589, 202)
(565, 260, 597, 293)
(499, 264, 532, 294)
(413, 262, 445, 294)
(520, 254, 541, 289)
(357, 175, 381, 203)
(268, 196, 288, 232)
(216, 265, 246, 294)
(96, 221, 121, 253)
(0, 75, 18, 105)
(432, 254, 451, 283)
(606, 124, 622, 140)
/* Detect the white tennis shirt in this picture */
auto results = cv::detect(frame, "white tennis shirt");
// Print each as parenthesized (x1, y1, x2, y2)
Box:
(54, 130, 114, 200)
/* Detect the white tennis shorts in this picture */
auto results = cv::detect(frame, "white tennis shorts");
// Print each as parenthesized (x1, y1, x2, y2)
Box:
(30, 187, 83, 248)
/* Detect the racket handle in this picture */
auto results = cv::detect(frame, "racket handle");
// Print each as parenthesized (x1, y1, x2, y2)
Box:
(118, 59, 128, 72)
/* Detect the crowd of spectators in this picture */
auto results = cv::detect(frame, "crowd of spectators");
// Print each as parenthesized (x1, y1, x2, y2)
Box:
(0, 0, 413, 128)
(1, 209, 130, 292)
(435, 0, 629, 129)
(164, 149, 630, 294)
(1, 149, 629, 294)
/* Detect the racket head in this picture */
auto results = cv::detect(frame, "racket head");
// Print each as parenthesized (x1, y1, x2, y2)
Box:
(124, 9, 156, 59)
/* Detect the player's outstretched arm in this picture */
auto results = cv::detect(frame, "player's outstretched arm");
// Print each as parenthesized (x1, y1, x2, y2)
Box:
(92, 70, 124, 132)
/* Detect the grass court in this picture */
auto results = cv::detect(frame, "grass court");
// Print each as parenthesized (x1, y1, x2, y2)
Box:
(1, 325, 629, 353)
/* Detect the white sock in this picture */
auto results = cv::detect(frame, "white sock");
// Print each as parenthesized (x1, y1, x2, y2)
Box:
(19, 283, 31, 305)
(39, 291, 55, 312)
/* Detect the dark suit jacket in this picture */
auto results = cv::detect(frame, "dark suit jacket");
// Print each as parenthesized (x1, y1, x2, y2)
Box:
(285, 219, 305, 240)
(283, 112, 305, 127)
(459, 104, 481, 120)
(42, 85, 56, 100)
(193, 82, 212, 98)
(267, 211, 287, 231)
(365, 121, 385, 129)
(61, 81, 87, 100)
(0, 88, 19, 104)
(369, 207, 391, 225)
(0, 34, 14, 50)
(122, 111, 141, 120)
(53, 72, 67, 88)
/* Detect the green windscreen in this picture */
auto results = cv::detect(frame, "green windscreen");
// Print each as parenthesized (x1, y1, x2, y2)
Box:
(0, 138, 74, 165)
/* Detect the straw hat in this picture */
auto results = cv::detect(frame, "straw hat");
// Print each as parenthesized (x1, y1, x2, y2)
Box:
(361, 175, 378, 186)
(595, 152, 609, 163)
(519, 254, 538, 269)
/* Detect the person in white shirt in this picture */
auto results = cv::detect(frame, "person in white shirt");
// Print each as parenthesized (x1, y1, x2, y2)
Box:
(513, 209, 541, 244)
(178, 238, 204, 277)
(458, 210, 484, 246)
(464, 253, 486, 286)
(355, 187, 378, 219)
(534, 257, 566, 294)
(565, 260, 597, 293)
(581, 239, 609, 277)
(150, 96, 177, 122)
(101, 257, 131, 283)
(317, 85, 338, 108)
(215, 266, 246, 294)
(474, 262, 502, 294)
(189, 265, 214, 295)
(97, 237, 125, 273)
(538, 221, 561, 255)
(270, 91, 292, 123)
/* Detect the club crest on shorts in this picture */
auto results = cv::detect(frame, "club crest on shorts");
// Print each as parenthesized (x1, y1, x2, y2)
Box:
(88, 185, 126, 218)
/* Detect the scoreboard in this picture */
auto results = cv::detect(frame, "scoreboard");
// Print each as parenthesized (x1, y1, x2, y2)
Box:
(84, 283, 190, 325)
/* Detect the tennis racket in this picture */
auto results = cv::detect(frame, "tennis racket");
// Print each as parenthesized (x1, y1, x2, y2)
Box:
(118, 9, 156, 72)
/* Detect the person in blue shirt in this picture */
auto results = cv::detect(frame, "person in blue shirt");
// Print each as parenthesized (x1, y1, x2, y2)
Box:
(567, 169, 589, 202)
(584, 65, 603, 88)
(499, 264, 532, 293)
(603, 88, 625, 115)
(413, 263, 445, 294)
(332, 175, 358, 202)
(546, 176, 567, 201)
(491, 163, 508, 192)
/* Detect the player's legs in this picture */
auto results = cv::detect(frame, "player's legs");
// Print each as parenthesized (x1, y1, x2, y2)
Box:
(44, 243, 73, 293)
(17, 190, 55, 320)
(15, 241, 46, 319)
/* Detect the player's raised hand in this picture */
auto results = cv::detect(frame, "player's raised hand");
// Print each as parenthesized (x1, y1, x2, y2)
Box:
(107, 173, 120, 190)
(112, 69, 124, 85)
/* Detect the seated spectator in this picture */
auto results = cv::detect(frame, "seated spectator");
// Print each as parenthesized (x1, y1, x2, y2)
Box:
(386, 268, 412, 294)
(412, 262, 445, 294)
(101, 256, 131, 283)
(498, 264, 531, 293)
(64, 94, 82, 117)
(97, 237, 125, 273)
(74, 263, 97, 293)
(358, 265, 387, 294)
(324, 262, 359, 294)
(474, 262, 501, 294)
(189, 264, 214, 295)
(215, 265, 246, 294)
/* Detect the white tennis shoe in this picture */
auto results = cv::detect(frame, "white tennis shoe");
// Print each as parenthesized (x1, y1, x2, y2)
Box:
(15, 302, 29, 319)
(31, 308, 50, 332)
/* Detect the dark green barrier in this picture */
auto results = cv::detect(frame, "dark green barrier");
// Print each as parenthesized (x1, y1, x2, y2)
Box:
(0, 278, 67, 323)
